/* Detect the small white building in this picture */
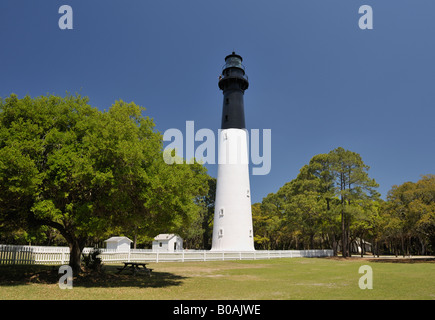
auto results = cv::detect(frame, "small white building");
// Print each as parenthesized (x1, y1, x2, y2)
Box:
(353, 238, 372, 254)
(152, 234, 183, 252)
(104, 236, 132, 252)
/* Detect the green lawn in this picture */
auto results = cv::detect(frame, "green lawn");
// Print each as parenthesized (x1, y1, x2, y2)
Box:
(0, 257, 434, 300)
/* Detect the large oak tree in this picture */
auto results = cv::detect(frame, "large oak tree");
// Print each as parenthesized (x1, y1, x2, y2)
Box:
(0, 94, 208, 272)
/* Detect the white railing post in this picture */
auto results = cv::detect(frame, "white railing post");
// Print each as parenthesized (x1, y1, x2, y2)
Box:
(12, 246, 17, 265)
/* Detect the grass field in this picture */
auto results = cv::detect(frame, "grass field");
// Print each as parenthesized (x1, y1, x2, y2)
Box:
(0, 257, 434, 300)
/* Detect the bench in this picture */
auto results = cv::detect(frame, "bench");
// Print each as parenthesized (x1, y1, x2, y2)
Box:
(116, 262, 153, 276)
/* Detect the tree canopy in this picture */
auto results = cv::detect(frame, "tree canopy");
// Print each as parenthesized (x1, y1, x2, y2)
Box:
(254, 147, 381, 256)
(381, 174, 435, 255)
(0, 94, 209, 271)
(253, 149, 434, 256)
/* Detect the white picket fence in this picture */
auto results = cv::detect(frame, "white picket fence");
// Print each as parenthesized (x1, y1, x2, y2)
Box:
(0, 244, 333, 265)
(0, 245, 71, 265)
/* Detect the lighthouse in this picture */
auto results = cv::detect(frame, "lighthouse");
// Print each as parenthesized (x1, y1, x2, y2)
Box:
(211, 52, 255, 251)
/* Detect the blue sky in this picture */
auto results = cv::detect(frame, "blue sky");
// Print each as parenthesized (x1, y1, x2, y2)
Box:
(1, 0, 434, 204)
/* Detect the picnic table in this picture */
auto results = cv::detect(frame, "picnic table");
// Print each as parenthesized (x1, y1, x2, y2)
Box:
(116, 262, 153, 276)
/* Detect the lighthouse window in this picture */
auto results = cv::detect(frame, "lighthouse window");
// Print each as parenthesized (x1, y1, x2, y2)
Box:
(225, 56, 243, 69)
(219, 208, 224, 217)
(225, 98, 229, 105)
(225, 115, 229, 122)
(247, 190, 250, 198)
(249, 230, 252, 237)
(219, 228, 224, 237)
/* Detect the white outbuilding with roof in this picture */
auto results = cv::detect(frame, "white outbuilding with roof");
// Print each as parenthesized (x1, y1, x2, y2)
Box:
(152, 234, 183, 252)
(104, 236, 132, 252)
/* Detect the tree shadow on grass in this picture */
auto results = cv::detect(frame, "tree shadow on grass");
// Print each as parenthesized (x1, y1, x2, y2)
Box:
(366, 258, 435, 264)
(325, 256, 435, 264)
(75, 266, 187, 288)
(0, 265, 187, 289)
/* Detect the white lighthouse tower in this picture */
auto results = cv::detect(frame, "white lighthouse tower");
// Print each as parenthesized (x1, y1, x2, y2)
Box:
(211, 52, 255, 251)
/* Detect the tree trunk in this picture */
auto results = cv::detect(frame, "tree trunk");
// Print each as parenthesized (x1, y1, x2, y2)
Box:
(402, 235, 406, 258)
(332, 236, 338, 256)
(341, 210, 349, 257)
(69, 238, 84, 274)
(202, 219, 211, 250)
